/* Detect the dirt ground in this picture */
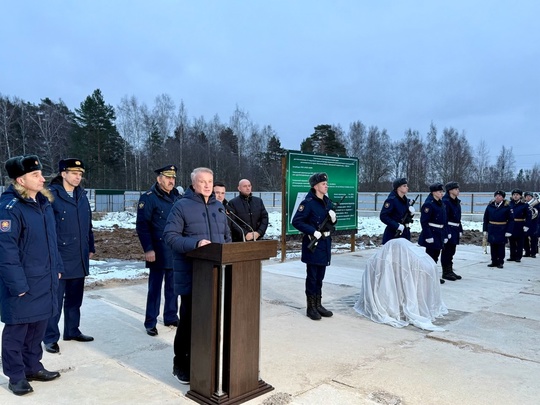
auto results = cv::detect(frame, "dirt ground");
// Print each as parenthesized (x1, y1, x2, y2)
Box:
(92, 227, 486, 261)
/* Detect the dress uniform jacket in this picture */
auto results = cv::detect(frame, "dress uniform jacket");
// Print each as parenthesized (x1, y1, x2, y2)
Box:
(163, 186, 231, 295)
(509, 200, 531, 237)
(49, 178, 95, 278)
(442, 192, 463, 245)
(136, 183, 181, 269)
(483, 201, 514, 244)
(292, 189, 335, 266)
(0, 185, 62, 324)
(380, 190, 412, 244)
(418, 194, 448, 250)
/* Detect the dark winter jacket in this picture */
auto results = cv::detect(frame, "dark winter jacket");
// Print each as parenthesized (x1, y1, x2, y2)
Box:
(442, 192, 463, 245)
(418, 194, 449, 250)
(227, 193, 269, 242)
(380, 190, 412, 244)
(49, 177, 95, 279)
(0, 184, 62, 324)
(292, 189, 336, 266)
(509, 200, 531, 237)
(483, 200, 514, 244)
(163, 186, 231, 295)
(136, 183, 181, 269)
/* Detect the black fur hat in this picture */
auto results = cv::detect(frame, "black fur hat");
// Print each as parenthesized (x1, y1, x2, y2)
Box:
(445, 181, 459, 191)
(5, 155, 43, 179)
(392, 178, 407, 190)
(494, 190, 506, 198)
(309, 172, 328, 187)
(429, 183, 444, 192)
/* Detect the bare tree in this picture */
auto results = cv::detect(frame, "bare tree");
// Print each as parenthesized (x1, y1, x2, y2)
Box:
(437, 127, 473, 186)
(471, 140, 491, 191)
(494, 146, 516, 190)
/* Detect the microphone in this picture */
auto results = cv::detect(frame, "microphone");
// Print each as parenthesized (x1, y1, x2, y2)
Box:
(224, 205, 257, 241)
(218, 208, 246, 242)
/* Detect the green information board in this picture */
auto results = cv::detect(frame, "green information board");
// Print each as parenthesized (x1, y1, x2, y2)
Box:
(285, 151, 359, 235)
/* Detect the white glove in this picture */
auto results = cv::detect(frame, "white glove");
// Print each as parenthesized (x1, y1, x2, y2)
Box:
(505, 233, 512, 237)
(444, 238, 448, 244)
(408, 206, 415, 214)
(459, 232, 463, 237)
(397, 224, 405, 233)
(328, 210, 337, 223)
(448, 234, 452, 239)
(313, 231, 322, 240)
(426, 238, 434, 243)
(524, 227, 529, 232)
(483, 231, 487, 236)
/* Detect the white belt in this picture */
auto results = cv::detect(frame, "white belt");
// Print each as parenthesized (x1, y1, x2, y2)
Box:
(323, 231, 330, 237)
(428, 223, 444, 228)
(448, 222, 460, 227)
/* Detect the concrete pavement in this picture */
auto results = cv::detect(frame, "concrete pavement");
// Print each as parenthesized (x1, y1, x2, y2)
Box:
(1, 244, 539, 404)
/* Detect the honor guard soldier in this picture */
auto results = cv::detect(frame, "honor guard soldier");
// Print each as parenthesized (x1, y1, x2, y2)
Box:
(441, 181, 463, 280)
(292, 173, 337, 321)
(523, 191, 539, 258)
(380, 178, 415, 244)
(507, 189, 531, 262)
(136, 165, 182, 337)
(483, 190, 514, 268)
(418, 183, 450, 284)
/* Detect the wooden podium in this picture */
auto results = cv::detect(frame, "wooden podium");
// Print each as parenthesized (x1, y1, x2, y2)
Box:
(186, 240, 278, 405)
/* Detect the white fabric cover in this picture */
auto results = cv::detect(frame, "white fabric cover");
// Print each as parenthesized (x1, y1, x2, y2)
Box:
(354, 238, 448, 331)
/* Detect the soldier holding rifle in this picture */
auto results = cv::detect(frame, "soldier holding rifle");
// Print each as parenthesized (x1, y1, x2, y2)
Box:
(380, 178, 416, 244)
(292, 173, 337, 321)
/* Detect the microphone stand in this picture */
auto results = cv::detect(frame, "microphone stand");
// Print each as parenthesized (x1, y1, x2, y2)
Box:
(218, 208, 246, 242)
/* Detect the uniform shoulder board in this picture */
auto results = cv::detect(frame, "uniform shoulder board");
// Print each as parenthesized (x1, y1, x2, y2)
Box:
(6, 198, 19, 210)
(145, 191, 153, 195)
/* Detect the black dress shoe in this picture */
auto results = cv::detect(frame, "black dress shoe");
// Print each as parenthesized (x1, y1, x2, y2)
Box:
(451, 271, 462, 280)
(146, 327, 158, 336)
(165, 320, 179, 327)
(45, 342, 60, 353)
(531, 255, 536, 258)
(172, 366, 190, 385)
(507, 258, 516, 261)
(497, 265, 504, 269)
(442, 273, 458, 281)
(64, 334, 94, 342)
(515, 260, 521, 263)
(26, 369, 61, 382)
(439, 279, 445, 284)
(8, 379, 33, 396)
(487, 263, 497, 267)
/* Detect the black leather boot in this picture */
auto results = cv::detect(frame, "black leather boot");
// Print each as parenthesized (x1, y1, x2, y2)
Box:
(450, 267, 462, 280)
(442, 264, 458, 281)
(306, 295, 321, 320)
(315, 294, 333, 317)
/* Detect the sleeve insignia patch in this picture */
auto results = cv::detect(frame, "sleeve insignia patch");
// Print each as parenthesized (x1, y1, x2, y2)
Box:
(424, 207, 430, 213)
(138, 202, 145, 209)
(384, 202, 390, 208)
(298, 205, 304, 212)
(1, 220, 11, 232)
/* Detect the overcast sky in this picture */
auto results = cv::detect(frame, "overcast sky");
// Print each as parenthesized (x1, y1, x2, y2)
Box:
(1, 1, 539, 170)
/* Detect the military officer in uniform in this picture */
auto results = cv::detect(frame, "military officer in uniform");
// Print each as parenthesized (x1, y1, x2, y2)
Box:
(380, 178, 415, 244)
(507, 189, 531, 263)
(136, 165, 182, 336)
(292, 173, 337, 321)
(441, 181, 463, 281)
(483, 190, 514, 268)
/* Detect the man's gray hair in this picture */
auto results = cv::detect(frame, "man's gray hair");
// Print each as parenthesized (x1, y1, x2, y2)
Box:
(191, 167, 214, 183)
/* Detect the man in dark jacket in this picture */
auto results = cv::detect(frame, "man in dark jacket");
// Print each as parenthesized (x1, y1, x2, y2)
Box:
(380, 178, 415, 244)
(0, 155, 62, 396)
(418, 183, 450, 284)
(163, 167, 231, 385)
(441, 181, 463, 281)
(227, 179, 269, 242)
(136, 164, 181, 337)
(43, 158, 95, 354)
(483, 190, 514, 269)
(292, 173, 337, 321)
(523, 191, 539, 258)
(507, 189, 531, 263)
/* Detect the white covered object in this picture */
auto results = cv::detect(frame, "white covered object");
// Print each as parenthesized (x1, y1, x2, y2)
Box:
(354, 238, 448, 331)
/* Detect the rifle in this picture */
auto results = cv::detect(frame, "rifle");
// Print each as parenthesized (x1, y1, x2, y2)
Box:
(307, 195, 346, 252)
(394, 194, 420, 237)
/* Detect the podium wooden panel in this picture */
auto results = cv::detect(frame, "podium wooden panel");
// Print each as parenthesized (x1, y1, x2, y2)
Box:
(186, 240, 277, 405)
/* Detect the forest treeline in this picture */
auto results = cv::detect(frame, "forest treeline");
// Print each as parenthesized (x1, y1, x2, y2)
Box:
(1, 89, 539, 192)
